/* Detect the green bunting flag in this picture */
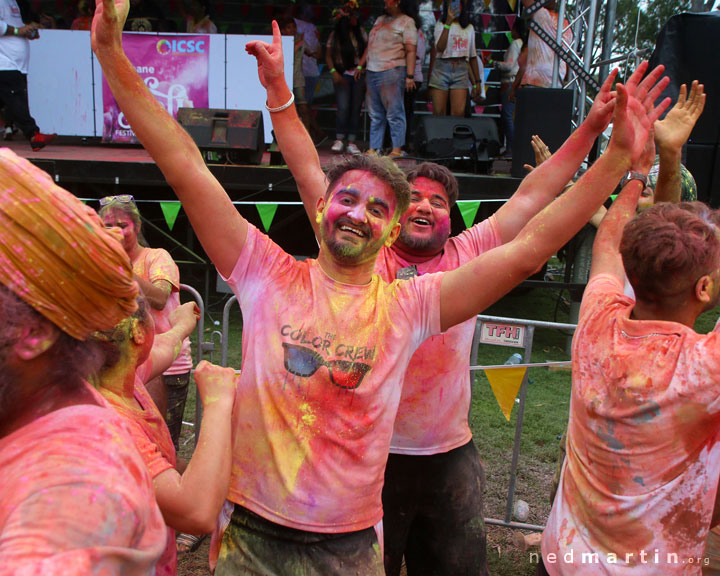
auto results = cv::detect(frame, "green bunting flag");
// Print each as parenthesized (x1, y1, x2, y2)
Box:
(160, 201, 182, 231)
(242, 22, 253, 34)
(256, 203, 279, 232)
(482, 33, 492, 48)
(457, 200, 481, 229)
(506, 32, 514, 44)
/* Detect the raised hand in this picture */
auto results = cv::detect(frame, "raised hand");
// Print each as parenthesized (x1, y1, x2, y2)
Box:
(654, 80, 706, 153)
(245, 20, 285, 89)
(522, 134, 552, 173)
(194, 361, 238, 409)
(608, 62, 671, 167)
(585, 68, 618, 133)
(91, 0, 128, 54)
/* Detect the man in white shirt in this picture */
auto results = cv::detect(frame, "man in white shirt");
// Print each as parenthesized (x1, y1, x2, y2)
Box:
(0, 0, 55, 150)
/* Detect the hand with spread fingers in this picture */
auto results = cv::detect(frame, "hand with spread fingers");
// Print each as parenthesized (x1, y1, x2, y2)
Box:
(654, 80, 706, 154)
(607, 61, 671, 167)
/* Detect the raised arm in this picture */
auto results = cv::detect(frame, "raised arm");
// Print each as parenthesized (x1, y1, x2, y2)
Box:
(652, 80, 705, 203)
(153, 361, 236, 533)
(492, 69, 618, 243)
(438, 62, 670, 331)
(590, 127, 657, 281)
(246, 21, 327, 239)
(91, 0, 247, 277)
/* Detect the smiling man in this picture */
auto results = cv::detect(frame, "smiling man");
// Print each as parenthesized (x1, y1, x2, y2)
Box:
(251, 20, 645, 576)
(93, 1, 668, 572)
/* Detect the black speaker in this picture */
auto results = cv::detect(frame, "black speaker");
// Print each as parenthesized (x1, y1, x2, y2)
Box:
(415, 115, 500, 169)
(177, 108, 266, 165)
(511, 88, 574, 178)
(686, 143, 720, 207)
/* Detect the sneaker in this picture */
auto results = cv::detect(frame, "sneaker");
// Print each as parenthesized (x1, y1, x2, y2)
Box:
(330, 139, 345, 153)
(30, 131, 57, 152)
(346, 142, 361, 155)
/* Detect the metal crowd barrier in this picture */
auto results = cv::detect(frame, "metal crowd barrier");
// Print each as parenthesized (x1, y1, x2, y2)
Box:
(471, 314, 576, 531)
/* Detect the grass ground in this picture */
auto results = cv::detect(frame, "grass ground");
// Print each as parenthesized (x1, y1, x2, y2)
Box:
(177, 278, 720, 575)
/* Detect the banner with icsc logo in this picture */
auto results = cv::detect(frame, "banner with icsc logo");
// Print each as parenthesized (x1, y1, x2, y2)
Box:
(101, 33, 209, 143)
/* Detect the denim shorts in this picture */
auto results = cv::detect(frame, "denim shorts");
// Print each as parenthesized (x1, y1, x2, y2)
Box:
(429, 58, 470, 90)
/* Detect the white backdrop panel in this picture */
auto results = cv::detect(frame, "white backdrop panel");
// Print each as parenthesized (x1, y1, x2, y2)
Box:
(225, 35, 294, 143)
(28, 30, 95, 136)
(28, 31, 293, 141)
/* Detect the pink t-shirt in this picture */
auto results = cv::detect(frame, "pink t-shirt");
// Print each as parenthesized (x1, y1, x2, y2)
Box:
(102, 369, 177, 576)
(433, 21, 476, 60)
(367, 13, 417, 72)
(0, 389, 166, 575)
(133, 247, 193, 375)
(375, 216, 502, 454)
(523, 8, 572, 88)
(542, 274, 720, 575)
(223, 225, 442, 532)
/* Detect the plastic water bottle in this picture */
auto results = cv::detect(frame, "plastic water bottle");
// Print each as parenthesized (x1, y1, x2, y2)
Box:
(505, 352, 523, 365)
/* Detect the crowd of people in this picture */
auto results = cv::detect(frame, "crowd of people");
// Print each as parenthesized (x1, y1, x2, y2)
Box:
(1, 1, 718, 576)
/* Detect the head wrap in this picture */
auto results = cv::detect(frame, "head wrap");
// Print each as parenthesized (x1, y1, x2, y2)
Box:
(647, 156, 698, 202)
(0, 148, 138, 340)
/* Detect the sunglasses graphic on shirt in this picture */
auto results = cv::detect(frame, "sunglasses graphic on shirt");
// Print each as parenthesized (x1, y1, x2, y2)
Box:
(282, 343, 371, 390)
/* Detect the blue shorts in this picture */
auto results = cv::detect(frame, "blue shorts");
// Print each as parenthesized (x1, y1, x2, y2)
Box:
(429, 58, 470, 90)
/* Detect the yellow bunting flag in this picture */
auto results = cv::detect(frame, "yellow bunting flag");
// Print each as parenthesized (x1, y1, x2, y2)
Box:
(485, 366, 527, 421)
(160, 201, 182, 231)
(508, 0, 518, 10)
(484, 0, 492, 8)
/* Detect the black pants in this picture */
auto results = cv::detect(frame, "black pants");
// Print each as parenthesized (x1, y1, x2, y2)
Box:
(382, 440, 489, 576)
(215, 505, 383, 576)
(0, 70, 38, 140)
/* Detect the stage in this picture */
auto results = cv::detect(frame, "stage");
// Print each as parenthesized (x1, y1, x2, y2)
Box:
(5, 137, 522, 290)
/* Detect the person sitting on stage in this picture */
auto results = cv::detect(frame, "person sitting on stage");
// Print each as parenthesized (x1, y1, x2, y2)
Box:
(94, 296, 236, 576)
(0, 148, 166, 573)
(540, 142, 720, 574)
(91, 0, 668, 569)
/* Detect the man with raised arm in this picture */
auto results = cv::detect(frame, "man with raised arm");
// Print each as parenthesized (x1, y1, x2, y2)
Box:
(92, 1, 668, 572)
(540, 137, 720, 575)
(246, 26, 640, 576)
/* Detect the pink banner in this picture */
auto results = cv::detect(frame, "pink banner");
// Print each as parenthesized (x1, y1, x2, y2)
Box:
(505, 14, 517, 29)
(481, 13, 492, 29)
(102, 33, 210, 143)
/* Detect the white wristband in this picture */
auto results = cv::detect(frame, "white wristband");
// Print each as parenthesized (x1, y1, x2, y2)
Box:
(265, 93, 295, 113)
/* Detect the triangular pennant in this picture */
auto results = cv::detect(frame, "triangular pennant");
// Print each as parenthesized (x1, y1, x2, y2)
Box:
(482, 33, 492, 48)
(481, 50, 491, 63)
(256, 203, 279, 232)
(506, 32, 514, 44)
(81, 199, 87, 204)
(242, 22, 252, 34)
(508, 0, 518, 10)
(505, 14, 517, 29)
(484, 0, 492, 8)
(433, 9, 441, 20)
(481, 13, 492, 28)
(474, 105, 485, 114)
(484, 68, 491, 82)
(160, 201, 182, 231)
(485, 366, 527, 421)
(610, 194, 618, 202)
(457, 200, 481, 228)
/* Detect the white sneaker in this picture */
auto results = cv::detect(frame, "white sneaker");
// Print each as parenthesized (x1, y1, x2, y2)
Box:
(330, 139, 345, 153)
(346, 142, 361, 155)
